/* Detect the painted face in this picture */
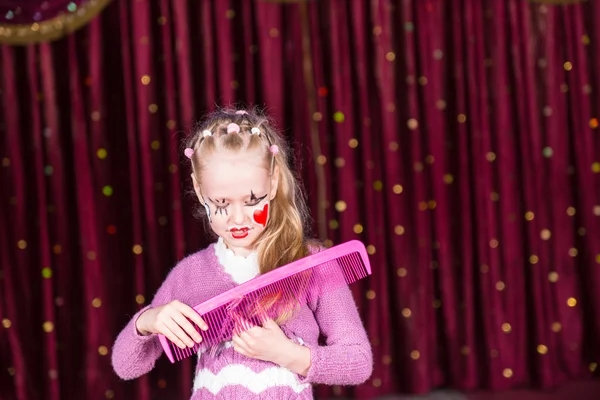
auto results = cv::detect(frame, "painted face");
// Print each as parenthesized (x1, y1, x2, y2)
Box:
(193, 149, 278, 257)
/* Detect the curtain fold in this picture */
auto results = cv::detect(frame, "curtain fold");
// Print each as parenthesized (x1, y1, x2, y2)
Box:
(1, 1, 600, 399)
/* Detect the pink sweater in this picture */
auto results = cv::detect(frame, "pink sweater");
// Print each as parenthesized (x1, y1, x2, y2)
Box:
(111, 243, 373, 399)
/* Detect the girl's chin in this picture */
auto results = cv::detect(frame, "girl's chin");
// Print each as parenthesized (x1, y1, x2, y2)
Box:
(223, 242, 255, 257)
(220, 228, 262, 251)
(223, 235, 254, 248)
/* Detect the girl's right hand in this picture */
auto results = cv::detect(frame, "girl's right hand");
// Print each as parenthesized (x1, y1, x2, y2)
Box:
(135, 300, 209, 349)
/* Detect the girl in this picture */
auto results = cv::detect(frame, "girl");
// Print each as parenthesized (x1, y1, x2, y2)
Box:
(111, 108, 373, 399)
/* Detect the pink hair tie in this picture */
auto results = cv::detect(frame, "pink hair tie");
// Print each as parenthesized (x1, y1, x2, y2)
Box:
(184, 148, 195, 159)
(227, 123, 240, 133)
(235, 110, 248, 115)
(269, 145, 279, 155)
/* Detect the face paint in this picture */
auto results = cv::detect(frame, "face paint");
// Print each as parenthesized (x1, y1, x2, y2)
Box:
(203, 202, 212, 223)
(198, 148, 273, 256)
(248, 190, 267, 204)
(253, 203, 269, 227)
(210, 198, 229, 216)
(228, 226, 251, 239)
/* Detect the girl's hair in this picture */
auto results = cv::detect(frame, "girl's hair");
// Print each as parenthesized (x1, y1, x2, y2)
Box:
(185, 107, 316, 275)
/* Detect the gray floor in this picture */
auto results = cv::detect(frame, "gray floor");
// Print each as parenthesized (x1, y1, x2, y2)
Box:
(378, 391, 467, 399)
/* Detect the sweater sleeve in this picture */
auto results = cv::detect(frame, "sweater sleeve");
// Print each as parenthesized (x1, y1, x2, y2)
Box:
(111, 305, 163, 380)
(111, 258, 190, 380)
(299, 266, 373, 385)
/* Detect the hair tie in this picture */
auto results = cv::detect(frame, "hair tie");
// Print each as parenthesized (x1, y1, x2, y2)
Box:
(251, 127, 261, 135)
(235, 110, 248, 115)
(184, 148, 195, 159)
(269, 145, 279, 155)
(227, 123, 240, 134)
(202, 130, 212, 137)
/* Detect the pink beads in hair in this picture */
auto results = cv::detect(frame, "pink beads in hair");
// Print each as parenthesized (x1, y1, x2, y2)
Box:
(227, 123, 240, 133)
(184, 148, 194, 159)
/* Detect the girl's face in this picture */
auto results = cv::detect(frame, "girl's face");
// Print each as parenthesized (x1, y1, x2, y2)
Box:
(192, 148, 278, 257)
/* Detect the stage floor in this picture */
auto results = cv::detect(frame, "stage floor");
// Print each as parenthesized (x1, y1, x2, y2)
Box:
(335, 379, 600, 400)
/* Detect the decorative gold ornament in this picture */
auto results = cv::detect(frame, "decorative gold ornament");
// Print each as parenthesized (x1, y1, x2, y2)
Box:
(0, 0, 112, 45)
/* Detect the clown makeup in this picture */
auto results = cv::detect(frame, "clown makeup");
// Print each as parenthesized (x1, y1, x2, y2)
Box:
(249, 191, 269, 227)
(203, 201, 212, 222)
(252, 203, 269, 227)
(195, 147, 279, 257)
(209, 198, 230, 216)
(249, 190, 266, 203)
(208, 191, 268, 220)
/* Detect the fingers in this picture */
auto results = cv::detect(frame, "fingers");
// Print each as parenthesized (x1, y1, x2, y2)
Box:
(261, 318, 278, 330)
(232, 334, 250, 357)
(153, 301, 208, 348)
(178, 303, 209, 331)
(165, 317, 200, 348)
(171, 311, 203, 344)
(162, 322, 191, 349)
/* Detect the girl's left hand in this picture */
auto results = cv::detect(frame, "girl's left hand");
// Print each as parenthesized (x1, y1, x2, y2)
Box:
(232, 318, 311, 376)
(232, 318, 294, 364)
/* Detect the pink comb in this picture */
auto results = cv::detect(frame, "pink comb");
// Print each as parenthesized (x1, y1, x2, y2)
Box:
(158, 240, 371, 363)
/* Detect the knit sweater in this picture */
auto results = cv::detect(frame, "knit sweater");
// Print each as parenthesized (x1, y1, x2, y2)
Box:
(111, 239, 373, 399)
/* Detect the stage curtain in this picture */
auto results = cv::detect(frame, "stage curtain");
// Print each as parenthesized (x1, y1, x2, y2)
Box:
(1, 1, 599, 399)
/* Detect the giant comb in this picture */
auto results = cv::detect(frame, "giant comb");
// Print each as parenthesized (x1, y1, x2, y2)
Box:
(158, 240, 372, 363)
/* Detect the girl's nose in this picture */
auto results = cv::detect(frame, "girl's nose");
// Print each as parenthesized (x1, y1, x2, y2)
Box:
(230, 204, 245, 225)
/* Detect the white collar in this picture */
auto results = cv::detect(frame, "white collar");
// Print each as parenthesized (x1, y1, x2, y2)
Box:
(214, 237, 260, 284)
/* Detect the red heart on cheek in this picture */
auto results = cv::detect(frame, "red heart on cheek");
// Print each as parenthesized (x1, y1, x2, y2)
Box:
(253, 203, 269, 227)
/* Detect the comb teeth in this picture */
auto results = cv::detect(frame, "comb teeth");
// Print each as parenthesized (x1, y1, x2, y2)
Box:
(162, 241, 371, 362)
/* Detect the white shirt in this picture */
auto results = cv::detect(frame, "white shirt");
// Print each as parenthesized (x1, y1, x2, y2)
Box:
(214, 237, 260, 284)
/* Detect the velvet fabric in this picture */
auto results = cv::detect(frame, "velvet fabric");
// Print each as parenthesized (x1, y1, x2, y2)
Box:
(1, 1, 599, 399)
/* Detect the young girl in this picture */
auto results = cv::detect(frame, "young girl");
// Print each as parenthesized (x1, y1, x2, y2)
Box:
(111, 108, 373, 399)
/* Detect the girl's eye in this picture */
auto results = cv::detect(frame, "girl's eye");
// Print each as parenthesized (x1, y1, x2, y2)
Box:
(246, 194, 267, 207)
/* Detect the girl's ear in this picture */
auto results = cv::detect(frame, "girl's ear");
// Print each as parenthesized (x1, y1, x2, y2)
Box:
(270, 165, 280, 200)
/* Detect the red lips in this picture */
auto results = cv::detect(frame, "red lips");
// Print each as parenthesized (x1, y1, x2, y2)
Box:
(229, 227, 249, 239)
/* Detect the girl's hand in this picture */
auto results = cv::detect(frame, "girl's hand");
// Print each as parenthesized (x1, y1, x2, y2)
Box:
(232, 318, 311, 376)
(135, 300, 208, 349)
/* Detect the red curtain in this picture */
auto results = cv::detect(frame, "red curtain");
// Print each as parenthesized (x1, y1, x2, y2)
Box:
(1, 1, 600, 399)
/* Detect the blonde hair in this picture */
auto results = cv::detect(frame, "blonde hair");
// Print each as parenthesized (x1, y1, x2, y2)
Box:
(185, 107, 316, 275)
